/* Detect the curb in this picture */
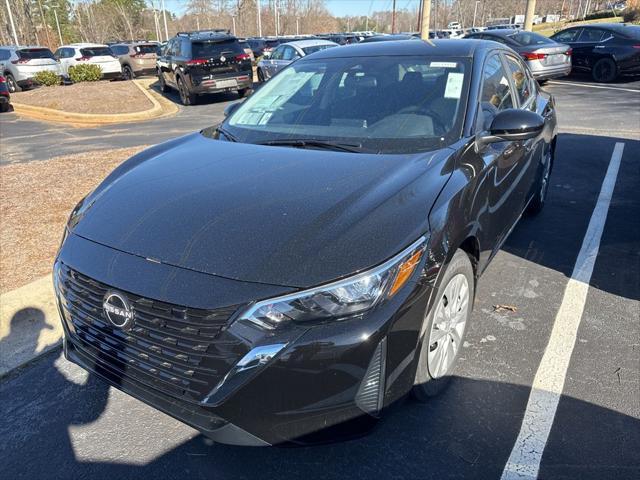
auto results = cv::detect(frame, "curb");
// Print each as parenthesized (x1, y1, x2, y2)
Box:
(0, 275, 62, 377)
(11, 79, 178, 127)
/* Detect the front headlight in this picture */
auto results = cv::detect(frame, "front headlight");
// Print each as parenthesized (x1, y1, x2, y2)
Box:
(239, 236, 428, 330)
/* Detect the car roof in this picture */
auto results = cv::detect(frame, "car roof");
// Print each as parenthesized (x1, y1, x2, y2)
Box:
(477, 29, 519, 36)
(65, 43, 108, 48)
(1, 45, 49, 50)
(580, 22, 639, 34)
(283, 39, 337, 48)
(308, 39, 482, 59)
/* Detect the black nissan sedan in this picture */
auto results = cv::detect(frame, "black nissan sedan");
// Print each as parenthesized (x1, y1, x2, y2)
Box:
(54, 40, 557, 446)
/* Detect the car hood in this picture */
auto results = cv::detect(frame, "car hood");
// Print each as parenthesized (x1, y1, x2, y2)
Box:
(72, 133, 453, 288)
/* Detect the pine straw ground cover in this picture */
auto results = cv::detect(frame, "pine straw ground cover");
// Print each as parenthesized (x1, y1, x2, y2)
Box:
(0, 146, 146, 293)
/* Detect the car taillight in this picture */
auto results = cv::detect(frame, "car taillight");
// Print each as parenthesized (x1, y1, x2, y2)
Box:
(186, 58, 207, 65)
(0, 75, 5, 82)
(521, 52, 546, 61)
(633, 45, 640, 49)
(76, 56, 90, 61)
(235, 53, 250, 61)
(11, 58, 29, 64)
(566, 48, 572, 56)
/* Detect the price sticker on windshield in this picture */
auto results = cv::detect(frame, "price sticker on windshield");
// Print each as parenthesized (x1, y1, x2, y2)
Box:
(444, 72, 464, 99)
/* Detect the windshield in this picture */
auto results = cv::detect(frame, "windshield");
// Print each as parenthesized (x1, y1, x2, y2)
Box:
(302, 44, 337, 55)
(508, 31, 554, 46)
(192, 40, 242, 57)
(135, 44, 158, 55)
(224, 55, 469, 154)
(17, 48, 55, 60)
(80, 47, 113, 57)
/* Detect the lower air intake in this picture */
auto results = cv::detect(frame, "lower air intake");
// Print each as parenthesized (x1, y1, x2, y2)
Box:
(355, 337, 387, 416)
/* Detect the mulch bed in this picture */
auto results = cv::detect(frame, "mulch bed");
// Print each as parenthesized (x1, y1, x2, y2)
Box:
(12, 81, 153, 114)
(0, 146, 146, 293)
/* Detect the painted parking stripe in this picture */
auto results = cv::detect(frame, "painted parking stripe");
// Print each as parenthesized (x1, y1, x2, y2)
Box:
(500, 142, 626, 480)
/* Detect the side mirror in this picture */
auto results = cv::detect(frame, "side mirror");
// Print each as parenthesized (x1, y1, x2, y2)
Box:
(224, 101, 242, 118)
(478, 109, 544, 148)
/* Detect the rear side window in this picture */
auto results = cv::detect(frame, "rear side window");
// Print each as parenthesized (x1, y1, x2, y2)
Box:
(479, 55, 514, 129)
(17, 48, 55, 60)
(552, 29, 580, 43)
(302, 44, 336, 55)
(0, 49, 11, 60)
(80, 47, 112, 57)
(192, 40, 242, 58)
(135, 44, 158, 55)
(578, 29, 605, 42)
(508, 31, 553, 46)
(504, 55, 531, 106)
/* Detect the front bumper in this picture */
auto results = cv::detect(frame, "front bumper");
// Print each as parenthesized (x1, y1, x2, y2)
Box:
(55, 233, 433, 445)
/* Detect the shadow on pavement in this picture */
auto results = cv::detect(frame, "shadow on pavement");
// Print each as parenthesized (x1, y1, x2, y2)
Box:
(1, 346, 638, 479)
(502, 133, 640, 301)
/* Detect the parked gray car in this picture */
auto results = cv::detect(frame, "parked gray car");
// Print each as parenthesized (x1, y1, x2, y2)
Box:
(110, 42, 160, 79)
(0, 46, 61, 92)
(257, 39, 337, 81)
(464, 30, 572, 81)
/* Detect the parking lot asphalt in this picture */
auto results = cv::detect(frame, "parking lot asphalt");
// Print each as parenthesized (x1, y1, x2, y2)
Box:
(0, 78, 639, 479)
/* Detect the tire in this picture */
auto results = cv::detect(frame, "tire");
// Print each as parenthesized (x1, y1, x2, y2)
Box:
(177, 77, 197, 106)
(526, 145, 552, 216)
(5, 74, 20, 93)
(237, 88, 249, 98)
(0, 102, 9, 113)
(413, 249, 474, 401)
(157, 70, 168, 93)
(591, 57, 618, 83)
(257, 68, 265, 83)
(122, 65, 134, 80)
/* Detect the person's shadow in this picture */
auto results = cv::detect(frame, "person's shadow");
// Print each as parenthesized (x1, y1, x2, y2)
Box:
(1, 308, 111, 477)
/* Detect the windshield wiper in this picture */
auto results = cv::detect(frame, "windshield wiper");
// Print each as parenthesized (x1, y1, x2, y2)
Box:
(257, 139, 365, 153)
(216, 126, 238, 142)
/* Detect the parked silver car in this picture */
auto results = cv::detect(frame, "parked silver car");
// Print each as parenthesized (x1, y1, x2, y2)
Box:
(110, 42, 160, 79)
(465, 29, 571, 81)
(257, 39, 338, 81)
(0, 46, 61, 92)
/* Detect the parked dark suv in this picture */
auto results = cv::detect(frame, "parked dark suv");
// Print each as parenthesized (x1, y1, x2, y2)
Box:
(157, 30, 252, 105)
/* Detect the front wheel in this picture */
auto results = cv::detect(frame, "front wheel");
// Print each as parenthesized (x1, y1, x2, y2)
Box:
(413, 249, 474, 401)
(592, 58, 618, 83)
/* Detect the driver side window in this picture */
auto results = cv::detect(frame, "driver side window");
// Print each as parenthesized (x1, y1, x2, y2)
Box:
(271, 47, 284, 60)
(478, 54, 514, 130)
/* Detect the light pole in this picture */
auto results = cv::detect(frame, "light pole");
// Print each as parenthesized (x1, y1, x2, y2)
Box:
(472, 1, 480, 27)
(52, 6, 63, 44)
(296, 16, 300, 35)
(256, 0, 262, 37)
(4, 0, 19, 45)
(161, 0, 169, 41)
(232, 15, 236, 35)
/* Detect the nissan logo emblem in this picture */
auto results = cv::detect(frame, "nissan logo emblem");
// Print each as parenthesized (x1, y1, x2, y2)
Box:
(103, 291, 135, 330)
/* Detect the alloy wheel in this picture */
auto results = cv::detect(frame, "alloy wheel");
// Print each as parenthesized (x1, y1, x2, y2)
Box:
(6, 75, 17, 93)
(427, 273, 469, 379)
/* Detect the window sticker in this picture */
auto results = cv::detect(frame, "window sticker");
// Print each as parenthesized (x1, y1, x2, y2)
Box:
(444, 72, 464, 99)
(430, 61, 458, 68)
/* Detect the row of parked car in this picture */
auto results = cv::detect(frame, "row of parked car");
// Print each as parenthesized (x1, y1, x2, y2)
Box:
(0, 22, 638, 104)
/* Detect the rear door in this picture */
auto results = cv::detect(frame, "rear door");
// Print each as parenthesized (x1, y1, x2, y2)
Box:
(188, 39, 249, 84)
(157, 39, 174, 86)
(79, 46, 119, 73)
(573, 28, 608, 70)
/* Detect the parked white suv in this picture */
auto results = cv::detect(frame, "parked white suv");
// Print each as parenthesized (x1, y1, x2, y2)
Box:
(0, 46, 61, 92)
(54, 43, 122, 79)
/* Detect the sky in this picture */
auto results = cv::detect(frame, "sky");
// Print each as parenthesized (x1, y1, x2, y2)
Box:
(159, 0, 422, 18)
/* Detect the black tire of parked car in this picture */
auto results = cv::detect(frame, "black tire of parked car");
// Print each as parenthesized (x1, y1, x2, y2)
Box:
(257, 68, 265, 83)
(157, 69, 168, 93)
(5, 74, 20, 93)
(412, 249, 475, 401)
(526, 146, 553, 216)
(237, 88, 249, 98)
(0, 102, 9, 113)
(122, 65, 134, 80)
(591, 57, 618, 83)
(177, 77, 197, 105)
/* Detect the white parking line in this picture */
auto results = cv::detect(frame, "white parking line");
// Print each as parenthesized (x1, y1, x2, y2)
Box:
(547, 80, 640, 93)
(500, 142, 625, 480)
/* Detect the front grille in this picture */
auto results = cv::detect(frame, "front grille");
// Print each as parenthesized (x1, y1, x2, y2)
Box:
(56, 263, 245, 403)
